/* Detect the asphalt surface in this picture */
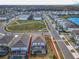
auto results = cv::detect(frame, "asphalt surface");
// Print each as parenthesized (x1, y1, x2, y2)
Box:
(44, 14, 75, 59)
(0, 22, 7, 33)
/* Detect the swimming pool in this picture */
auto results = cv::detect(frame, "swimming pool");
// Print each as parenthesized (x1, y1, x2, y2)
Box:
(67, 18, 79, 25)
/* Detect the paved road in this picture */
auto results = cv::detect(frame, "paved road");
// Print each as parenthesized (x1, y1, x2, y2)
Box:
(44, 14, 75, 59)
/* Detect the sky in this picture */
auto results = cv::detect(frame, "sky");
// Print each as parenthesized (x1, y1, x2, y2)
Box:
(0, 0, 79, 5)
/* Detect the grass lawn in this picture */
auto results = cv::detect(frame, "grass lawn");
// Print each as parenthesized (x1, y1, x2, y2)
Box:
(0, 55, 9, 59)
(5, 20, 47, 32)
(65, 41, 69, 45)
(45, 36, 57, 59)
(45, 36, 64, 59)
(0, 53, 11, 59)
(76, 48, 79, 54)
(71, 49, 75, 53)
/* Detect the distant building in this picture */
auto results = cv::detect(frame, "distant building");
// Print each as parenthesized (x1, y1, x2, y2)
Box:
(33, 12, 43, 20)
(64, 23, 79, 31)
(18, 14, 30, 20)
(31, 35, 47, 55)
(51, 11, 79, 15)
(0, 16, 8, 21)
(55, 18, 79, 32)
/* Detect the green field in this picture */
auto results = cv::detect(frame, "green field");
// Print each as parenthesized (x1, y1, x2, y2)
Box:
(5, 20, 47, 32)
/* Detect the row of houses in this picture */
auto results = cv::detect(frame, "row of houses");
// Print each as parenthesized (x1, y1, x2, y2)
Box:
(56, 18, 79, 46)
(0, 33, 46, 59)
(49, 13, 79, 46)
(18, 11, 44, 20)
(54, 18, 79, 31)
(0, 12, 19, 22)
(51, 11, 79, 15)
(0, 11, 44, 22)
(18, 14, 31, 20)
(0, 10, 32, 22)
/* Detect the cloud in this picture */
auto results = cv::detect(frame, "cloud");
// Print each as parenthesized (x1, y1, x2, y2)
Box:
(0, 0, 78, 5)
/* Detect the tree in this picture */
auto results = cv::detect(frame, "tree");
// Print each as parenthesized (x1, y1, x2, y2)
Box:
(53, 55, 56, 59)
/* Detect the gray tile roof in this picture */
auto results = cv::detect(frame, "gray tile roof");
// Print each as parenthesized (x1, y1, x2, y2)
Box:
(0, 35, 14, 45)
(72, 30, 79, 35)
(32, 35, 46, 44)
(11, 33, 30, 47)
(32, 37, 45, 43)
(11, 40, 26, 47)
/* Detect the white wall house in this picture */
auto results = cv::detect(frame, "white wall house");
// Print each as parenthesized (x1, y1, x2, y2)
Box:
(31, 35, 46, 55)
(33, 12, 43, 20)
(0, 17, 8, 21)
(18, 14, 30, 20)
(33, 16, 43, 20)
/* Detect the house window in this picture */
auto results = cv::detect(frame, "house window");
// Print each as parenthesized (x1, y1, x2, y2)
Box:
(33, 43, 37, 46)
(41, 43, 44, 46)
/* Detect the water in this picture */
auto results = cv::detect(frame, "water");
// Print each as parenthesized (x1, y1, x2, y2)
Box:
(67, 18, 79, 25)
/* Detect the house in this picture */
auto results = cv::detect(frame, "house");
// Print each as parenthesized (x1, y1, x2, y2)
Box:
(71, 30, 79, 46)
(31, 35, 47, 55)
(0, 34, 14, 57)
(64, 21, 79, 31)
(33, 12, 43, 20)
(0, 34, 14, 46)
(18, 14, 30, 20)
(0, 16, 8, 21)
(10, 33, 30, 59)
(55, 18, 79, 32)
